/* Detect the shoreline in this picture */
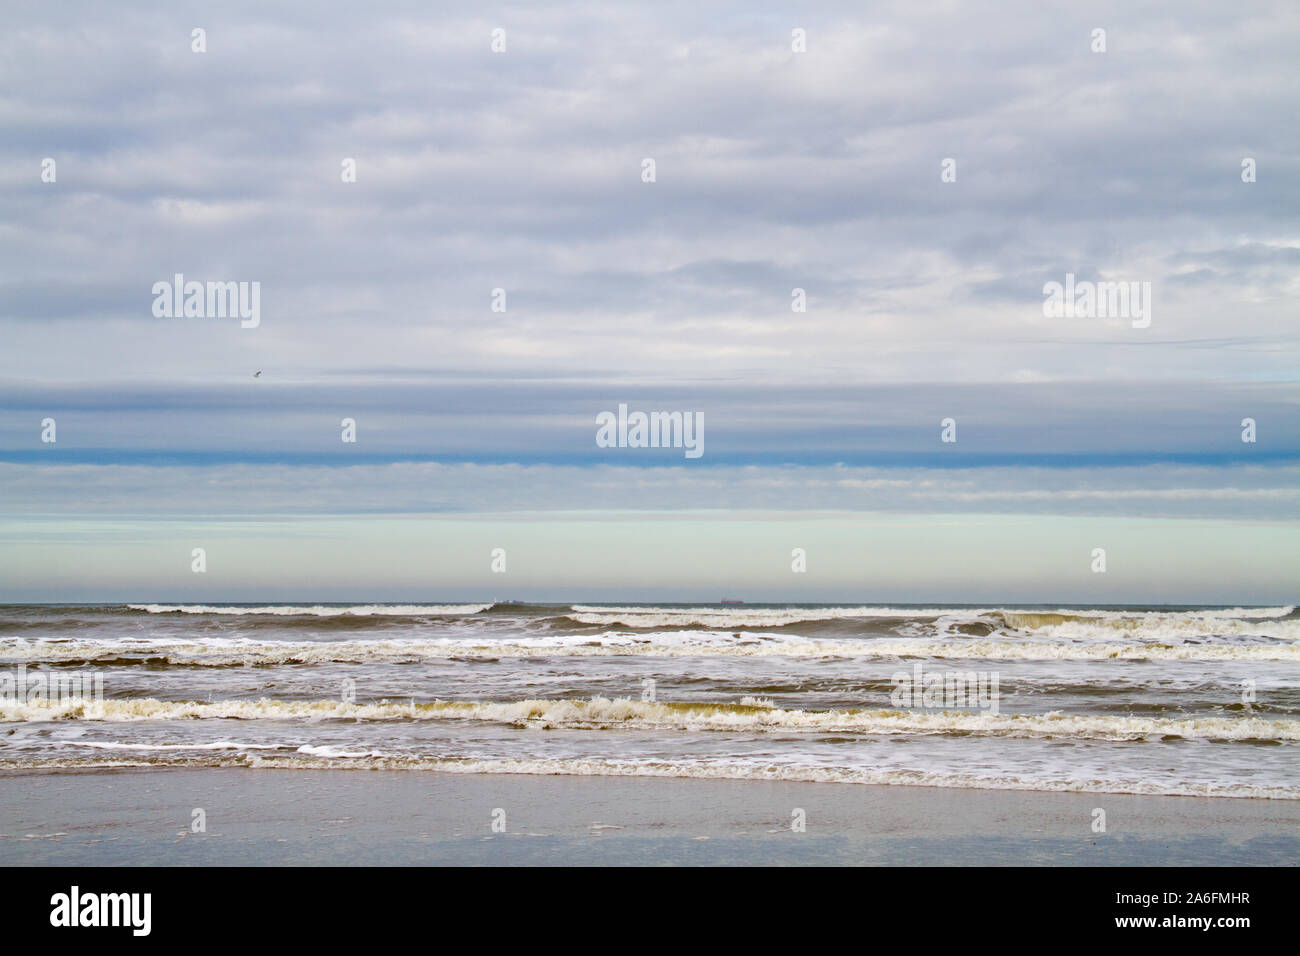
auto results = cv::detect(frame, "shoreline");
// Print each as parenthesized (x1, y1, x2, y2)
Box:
(2, 767, 1297, 866)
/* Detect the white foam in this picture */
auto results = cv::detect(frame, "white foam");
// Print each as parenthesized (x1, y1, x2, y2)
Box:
(2, 752, 1293, 800)
(57, 739, 286, 752)
(296, 744, 387, 758)
(568, 606, 968, 628)
(996, 609, 1300, 641)
(5, 695, 1296, 742)
(570, 605, 1298, 631)
(3, 632, 1295, 664)
(126, 604, 492, 617)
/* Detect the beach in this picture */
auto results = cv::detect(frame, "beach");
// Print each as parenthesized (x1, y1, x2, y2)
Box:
(3, 767, 1297, 866)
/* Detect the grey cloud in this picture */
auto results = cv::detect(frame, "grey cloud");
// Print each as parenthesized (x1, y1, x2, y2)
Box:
(0, 0, 1296, 390)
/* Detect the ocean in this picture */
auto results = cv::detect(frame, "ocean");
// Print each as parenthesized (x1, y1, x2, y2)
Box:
(1, 602, 1296, 800)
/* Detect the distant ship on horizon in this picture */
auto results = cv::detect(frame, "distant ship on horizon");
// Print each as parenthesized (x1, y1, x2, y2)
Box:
(720, 599, 744, 604)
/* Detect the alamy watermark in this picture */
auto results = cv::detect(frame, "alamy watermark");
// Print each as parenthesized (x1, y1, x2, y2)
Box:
(890, 662, 1000, 714)
(1042, 272, 1151, 328)
(152, 273, 260, 328)
(596, 403, 704, 459)
(0, 665, 104, 703)
(50, 886, 150, 936)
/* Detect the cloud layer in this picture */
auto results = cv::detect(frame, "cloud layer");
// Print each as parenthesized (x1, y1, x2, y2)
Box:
(1, 2, 1296, 598)
(2, 0, 1296, 386)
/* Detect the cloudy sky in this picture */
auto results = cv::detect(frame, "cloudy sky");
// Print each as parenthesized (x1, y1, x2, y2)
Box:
(1, 1, 1296, 601)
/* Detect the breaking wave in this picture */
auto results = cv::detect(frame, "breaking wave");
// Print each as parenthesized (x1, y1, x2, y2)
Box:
(997, 608, 1300, 640)
(125, 604, 493, 617)
(1, 752, 1295, 800)
(3, 631, 1296, 665)
(4, 695, 1297, 742)
(559, 605, 1300, 640)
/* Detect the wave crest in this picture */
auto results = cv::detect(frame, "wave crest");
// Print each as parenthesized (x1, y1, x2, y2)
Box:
(125, 604, 493, 617)
(3, 631, 1296, 665)
(4, 694, 1296, 742)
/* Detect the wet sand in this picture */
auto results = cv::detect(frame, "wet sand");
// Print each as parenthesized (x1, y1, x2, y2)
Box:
(2, 768, 1297, 865)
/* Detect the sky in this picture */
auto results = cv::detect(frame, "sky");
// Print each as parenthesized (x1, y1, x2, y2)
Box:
(0, 1, 1296, 602)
